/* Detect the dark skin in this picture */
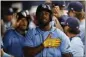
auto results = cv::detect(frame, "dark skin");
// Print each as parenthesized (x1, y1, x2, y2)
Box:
(23, 44, 44, 57)
(23, 11, 73, 57)
(3, 17, 28, 53)
(23, 11, 51, 57)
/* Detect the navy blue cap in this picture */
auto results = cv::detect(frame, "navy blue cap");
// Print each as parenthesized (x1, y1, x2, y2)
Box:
(58, 15, 68, 26)
(68, 2, 83, 12)
(53, 1, 65, 7)
(5, 8, 13, 15)
(65, 17, 80, 30)
(17, 11, 27, 20)
(36, 4, 52, 14)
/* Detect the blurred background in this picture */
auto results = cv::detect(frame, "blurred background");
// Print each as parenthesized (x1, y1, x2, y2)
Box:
(1, 1, 85, 19)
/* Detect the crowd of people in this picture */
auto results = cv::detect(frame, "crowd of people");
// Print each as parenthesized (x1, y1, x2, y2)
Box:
(1, 1, 85, 57)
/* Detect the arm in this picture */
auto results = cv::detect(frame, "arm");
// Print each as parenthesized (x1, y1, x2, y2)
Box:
(62, 53, 73, 57)
(23, 34, 61, 57)
(23, 30, 45, 57)
(23, 44, 44, 57)
(52, 16, 63, 31)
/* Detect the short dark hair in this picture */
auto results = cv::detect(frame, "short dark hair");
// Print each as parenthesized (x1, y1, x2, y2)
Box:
(67, 27, 80, 34)
(75, 11, 85, 20)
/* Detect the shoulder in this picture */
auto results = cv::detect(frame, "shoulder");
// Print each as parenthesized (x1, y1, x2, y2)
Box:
(27, 28, 37, 34)
(71, 37, 83, 45)
(3, 29, 16, 39)
(53, 27, 69, 40)
(4, 29, 15, 35)
(26, 28, 38, 38)
(53, 27, 62, 32)
(71, 37, 82, 42)
(54, 27, 66, 35)
(3, 29, 15, 43)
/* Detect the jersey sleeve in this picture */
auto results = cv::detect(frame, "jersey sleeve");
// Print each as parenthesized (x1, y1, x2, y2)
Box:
(3, 30, 12, 50)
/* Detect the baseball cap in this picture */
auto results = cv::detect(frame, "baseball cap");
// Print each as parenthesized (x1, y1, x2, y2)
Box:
(36, 4, 52, 21)
(17, 11, 27, 20)
(36, 4, 52, 14)
(58, 15, 68, 26)
(65, 17, 80, 30)
(5, 8, 13, 15)
(68, 2, 83, 12)
(53, 1, 65, 7)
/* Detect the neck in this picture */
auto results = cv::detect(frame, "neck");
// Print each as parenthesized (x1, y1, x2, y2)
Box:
(16, 28, 26, 36)
(68, 33, 77, 38)
(39, 24, 51, 31)
(80, 18, 84, 22)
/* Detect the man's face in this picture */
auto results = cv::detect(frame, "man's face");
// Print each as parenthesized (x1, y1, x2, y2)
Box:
(16, 18, 28, 30)
(52, 6, 61, 18)
(64, 26, 70, 37)
(38, 10, 50, 26)
(5, 15, 13, 22)
(68, 11, 76, 17)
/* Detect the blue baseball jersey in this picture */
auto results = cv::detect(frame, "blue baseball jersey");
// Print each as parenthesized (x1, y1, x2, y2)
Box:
(3, 29, 25, 57)
(79, 19, 85, 45)
(70, 37, 84, 57)
(24, 27, 72, 57)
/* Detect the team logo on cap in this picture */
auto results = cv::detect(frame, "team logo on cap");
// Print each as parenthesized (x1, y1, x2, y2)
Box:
(42, 4, 51, 10)
(21, 12, 27, 17)
(42, 4, 47, 8)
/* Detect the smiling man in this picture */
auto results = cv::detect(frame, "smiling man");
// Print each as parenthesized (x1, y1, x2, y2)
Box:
(23, 4, 73, 57)
(3, 11, 30, 57)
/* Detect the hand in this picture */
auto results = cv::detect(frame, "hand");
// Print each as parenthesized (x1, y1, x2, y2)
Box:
(1, 49, 14, 57)
(43, 34, 61, 48)
(50, 38, 61, 48)
(53, 6, 61, 18)
(43, 34, 51, 47)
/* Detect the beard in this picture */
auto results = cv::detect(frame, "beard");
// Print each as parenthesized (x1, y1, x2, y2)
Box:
(16, 24, 28, 31)
(37, 12, 51, 27)
(38, 18, 50, 27)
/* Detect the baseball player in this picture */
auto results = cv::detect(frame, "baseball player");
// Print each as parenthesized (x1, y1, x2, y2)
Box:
(23, 4, 72, 57)
(3, 11, 30, 57)
(67, 2, 85, 45)
(52, 1, 68, 29)
(64, 17, 84, 57)
(2, 8, 13, 31)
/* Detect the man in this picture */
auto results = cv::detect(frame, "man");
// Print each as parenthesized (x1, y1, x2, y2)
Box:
(1, 16, 14, 57)
(64, 17, 84, 57)
(2, 8, 14, 31)
(1, 8, 14, 39)
(23, 4, 72, 57)
(68, 2, 85, 45)
(52, 1, 68, 29)
(51, 5, 64, 31)
(3, 11, 29, 57)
